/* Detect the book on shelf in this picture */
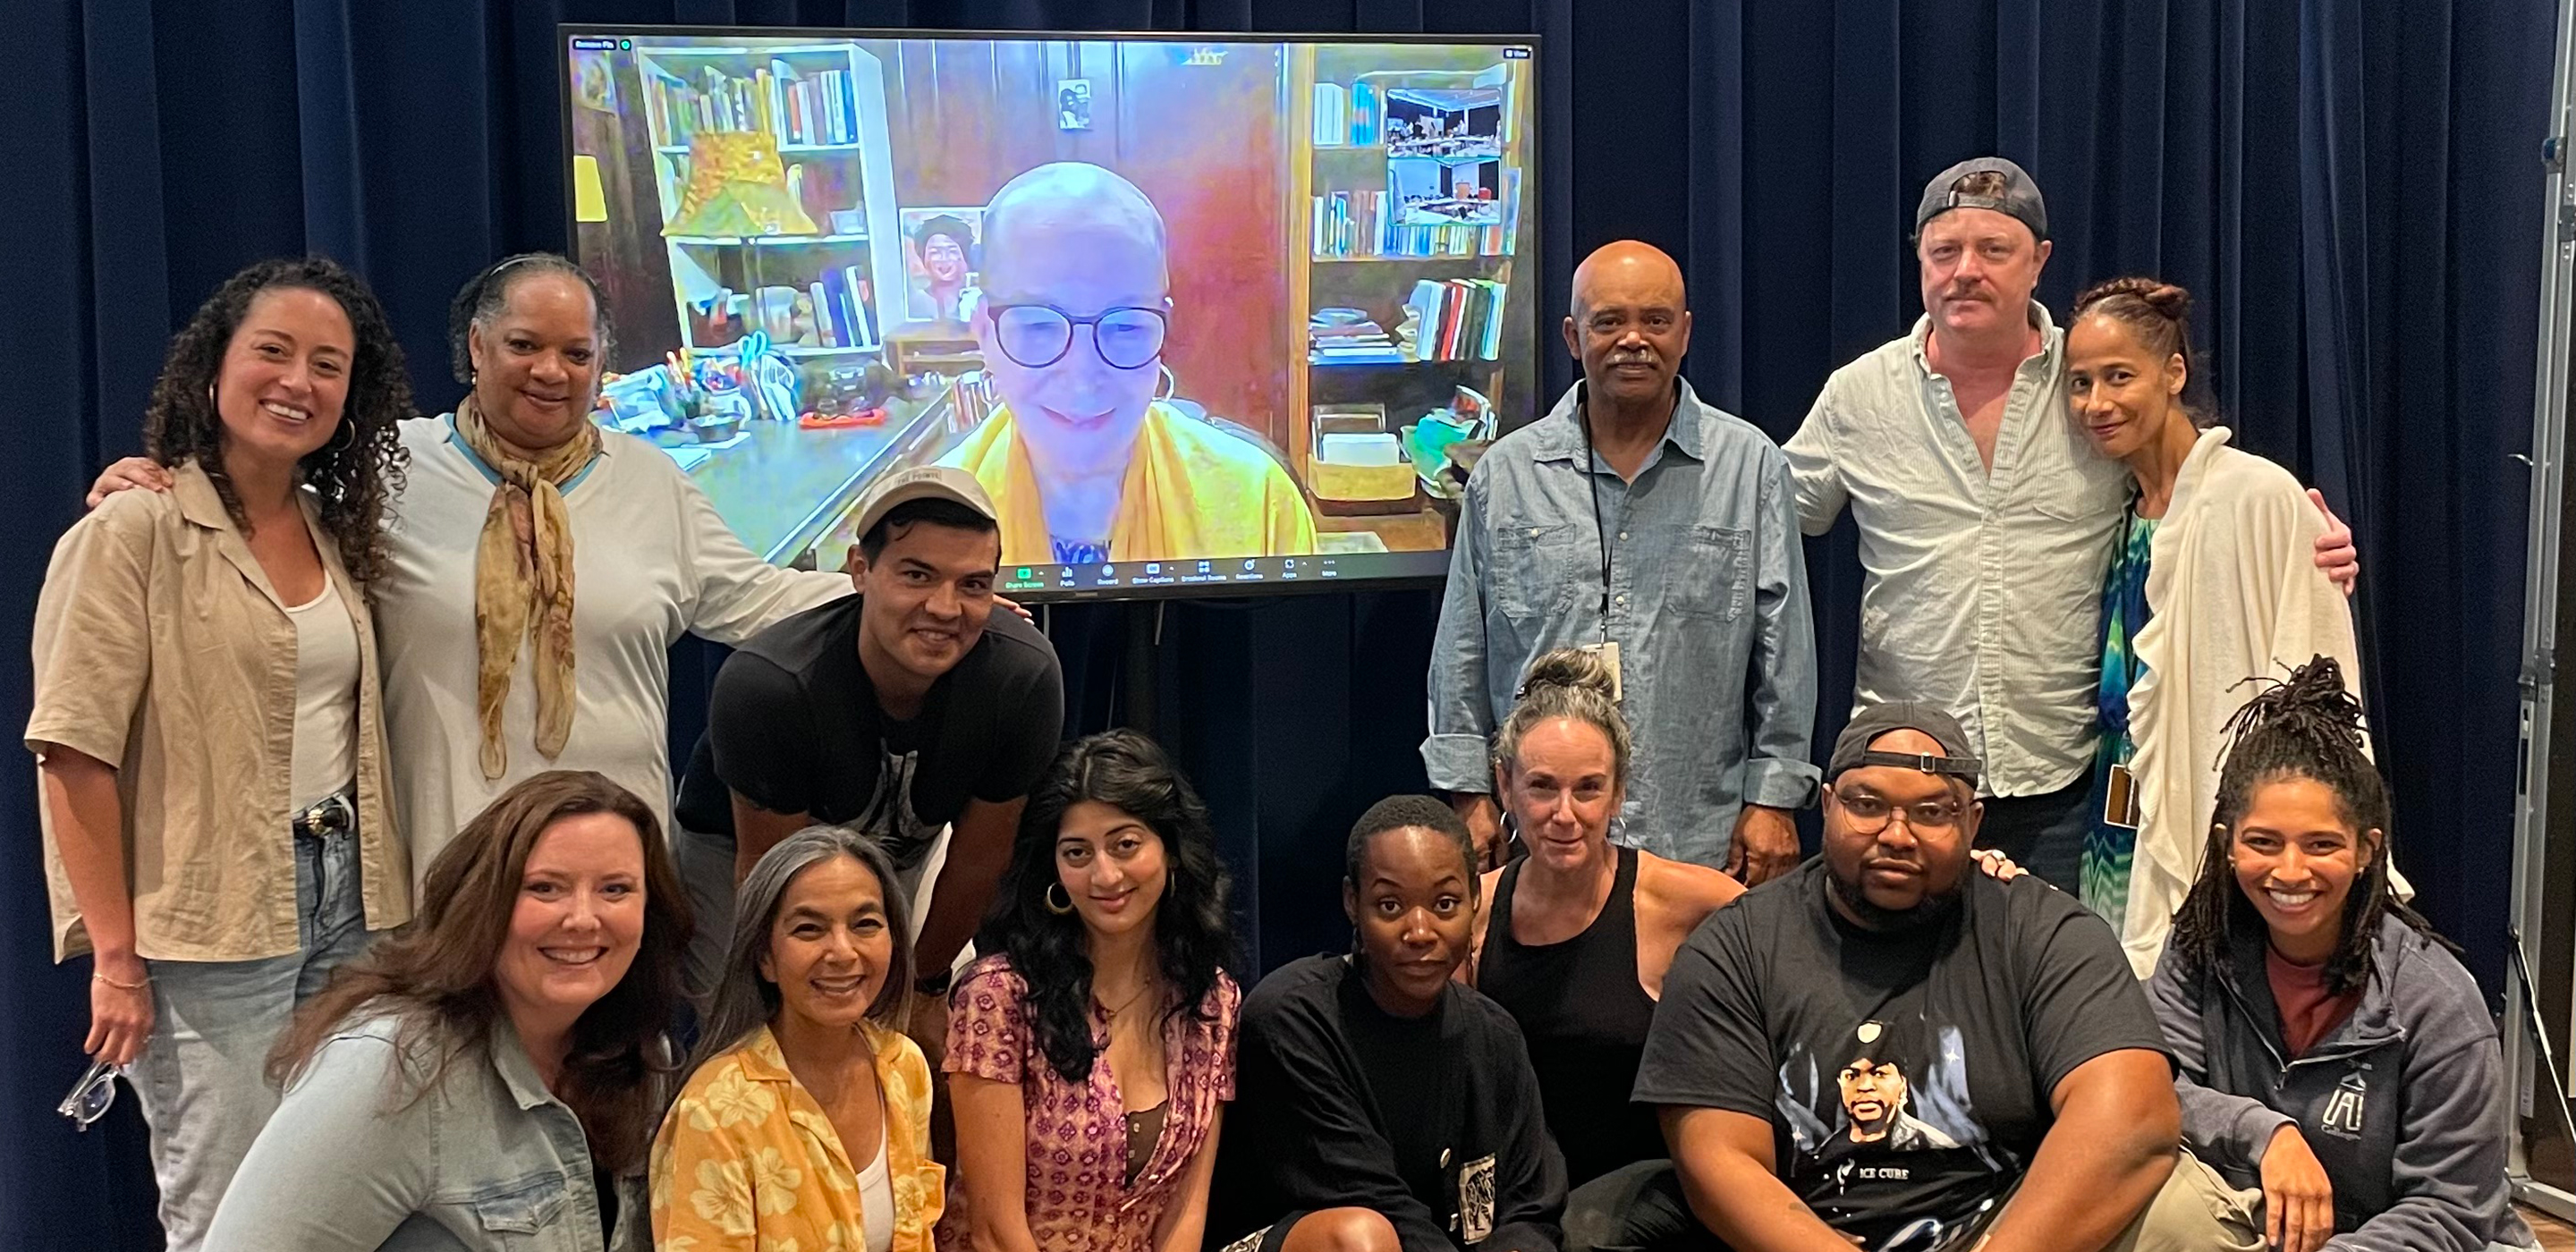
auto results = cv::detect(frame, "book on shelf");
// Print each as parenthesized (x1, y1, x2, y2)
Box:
(1310, 82, 1347, 148)
(798, 265, 881, 351)
(1350, 81, 1379, 147)
(1398, 278, 1507, 362)
(1311, 190, 1402, 259)
(647, 57, 858, 149)
(808, 280, 838, 349)
(1312, 199, 1524, 259)
(1308, 314, 1405, 365)
(1312, 344, 1408, 365)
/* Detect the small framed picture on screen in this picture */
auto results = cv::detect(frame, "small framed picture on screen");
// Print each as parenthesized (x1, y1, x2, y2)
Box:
(1057, 78, 1093, 131)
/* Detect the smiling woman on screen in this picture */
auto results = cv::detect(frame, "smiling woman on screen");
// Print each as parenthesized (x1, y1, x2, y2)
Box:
(936, 162, 1317, 566)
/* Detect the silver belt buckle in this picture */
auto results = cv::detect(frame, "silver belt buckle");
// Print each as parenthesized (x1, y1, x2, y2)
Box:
(300, 792, 354, 837)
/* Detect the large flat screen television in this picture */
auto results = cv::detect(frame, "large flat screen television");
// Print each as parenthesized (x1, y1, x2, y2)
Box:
(560, 27, 1541, 601)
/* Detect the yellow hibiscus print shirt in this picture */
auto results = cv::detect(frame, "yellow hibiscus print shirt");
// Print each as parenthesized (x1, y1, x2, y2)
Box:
(652, 1021, 944, 1252)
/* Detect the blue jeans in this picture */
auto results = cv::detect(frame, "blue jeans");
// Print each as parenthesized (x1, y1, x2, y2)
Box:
(131, 822, 372, 1252)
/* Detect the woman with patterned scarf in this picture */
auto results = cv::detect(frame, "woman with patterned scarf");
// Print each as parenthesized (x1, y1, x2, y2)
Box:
(91, 253, 850, 876)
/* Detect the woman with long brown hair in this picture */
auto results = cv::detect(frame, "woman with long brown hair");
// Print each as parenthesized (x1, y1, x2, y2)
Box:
(28, 255, 413, 1249)
(200, 770, 691, 1251)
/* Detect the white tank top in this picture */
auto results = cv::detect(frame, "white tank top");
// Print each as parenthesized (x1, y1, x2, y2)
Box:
(855, 1117, 894, 1252)
(285, 574, 360, 808)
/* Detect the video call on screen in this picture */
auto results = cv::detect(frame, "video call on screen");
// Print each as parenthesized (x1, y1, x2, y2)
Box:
(566, 31, 1541, 600)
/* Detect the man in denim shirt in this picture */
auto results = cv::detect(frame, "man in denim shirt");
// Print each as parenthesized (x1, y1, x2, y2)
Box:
(1425, 241, 1818, 876)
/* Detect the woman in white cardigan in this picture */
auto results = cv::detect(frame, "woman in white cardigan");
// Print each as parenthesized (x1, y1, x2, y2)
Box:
(2063, 277, 2364, 977)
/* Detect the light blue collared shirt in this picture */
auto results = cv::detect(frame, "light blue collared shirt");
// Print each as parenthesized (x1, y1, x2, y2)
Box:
(1423, 378, 1820, 867)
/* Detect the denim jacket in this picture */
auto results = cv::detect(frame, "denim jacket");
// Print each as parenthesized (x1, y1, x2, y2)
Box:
(203, 1011, 648, 1252)
(1424, 379, 1819, 865)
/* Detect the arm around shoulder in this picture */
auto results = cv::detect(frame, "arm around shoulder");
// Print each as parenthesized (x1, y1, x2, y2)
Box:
(671, 455, 849, 644)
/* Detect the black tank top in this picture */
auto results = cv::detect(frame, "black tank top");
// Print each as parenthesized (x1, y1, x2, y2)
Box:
(1479, 844, 1663, 1187)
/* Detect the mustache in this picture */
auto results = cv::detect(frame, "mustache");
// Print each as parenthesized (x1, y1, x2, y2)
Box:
(1828, 867, 1962, 930)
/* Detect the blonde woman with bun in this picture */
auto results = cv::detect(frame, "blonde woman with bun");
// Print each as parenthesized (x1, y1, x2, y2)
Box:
(2063, 277, 2368, 977)
(1466, 647, 1745, 1252)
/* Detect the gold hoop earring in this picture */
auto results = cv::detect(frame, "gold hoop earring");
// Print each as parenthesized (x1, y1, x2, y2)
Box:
(1045, 883, 1076, 916)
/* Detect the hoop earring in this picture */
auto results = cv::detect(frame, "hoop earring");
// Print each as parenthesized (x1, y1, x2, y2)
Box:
(1154, 363, 1176, 402)
(1045, 883, 1076, 916)
(323, 419, 356, 454)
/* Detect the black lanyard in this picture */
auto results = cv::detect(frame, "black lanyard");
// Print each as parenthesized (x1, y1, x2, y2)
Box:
(1579, 405, 1612, 639)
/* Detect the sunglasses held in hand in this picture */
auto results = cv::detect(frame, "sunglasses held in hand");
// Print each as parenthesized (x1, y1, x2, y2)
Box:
(58, 1059, 123, 1131)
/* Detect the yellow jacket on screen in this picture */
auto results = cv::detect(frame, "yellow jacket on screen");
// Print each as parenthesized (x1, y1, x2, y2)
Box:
(941, 400, 1318, 564)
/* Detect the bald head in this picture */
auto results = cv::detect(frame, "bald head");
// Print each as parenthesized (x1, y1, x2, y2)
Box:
(970, 163, 1174, 486)
(1564, 241, 1690, 411)
(980, 162, 1169, 297)
(1569, 241, 1685, 319)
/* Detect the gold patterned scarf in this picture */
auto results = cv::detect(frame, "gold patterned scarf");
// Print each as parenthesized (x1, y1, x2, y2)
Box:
(456, 395, 599, 780)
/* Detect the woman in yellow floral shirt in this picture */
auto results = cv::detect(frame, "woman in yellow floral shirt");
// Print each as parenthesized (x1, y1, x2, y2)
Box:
(654, 827, 944, 1252)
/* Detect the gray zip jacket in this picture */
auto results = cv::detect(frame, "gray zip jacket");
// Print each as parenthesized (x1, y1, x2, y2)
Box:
(2148, 913, 2537, 1252)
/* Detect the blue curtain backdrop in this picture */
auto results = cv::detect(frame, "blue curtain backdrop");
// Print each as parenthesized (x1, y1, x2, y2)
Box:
(1, 0, 2551, 1245)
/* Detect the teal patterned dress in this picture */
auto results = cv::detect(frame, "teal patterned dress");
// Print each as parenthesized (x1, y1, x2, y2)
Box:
(2084, 508, 2158, 928)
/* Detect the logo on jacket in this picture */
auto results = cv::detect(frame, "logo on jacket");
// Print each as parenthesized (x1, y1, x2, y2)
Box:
(2318, 1072, 2368, 1137)
(1457, 1154, 1496, 1243)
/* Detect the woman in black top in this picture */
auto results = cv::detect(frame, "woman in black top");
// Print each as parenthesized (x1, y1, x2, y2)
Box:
(1470, 648, 1744, 1199)
(1208, 796, 1564, 1252)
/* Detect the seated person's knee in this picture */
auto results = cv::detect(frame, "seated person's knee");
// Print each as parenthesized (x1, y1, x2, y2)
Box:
(2111, 1150, 2261, 1252)
(1284, 1207, 1401, 1252)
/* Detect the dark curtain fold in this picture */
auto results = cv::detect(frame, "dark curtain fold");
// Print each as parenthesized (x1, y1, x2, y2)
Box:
(1, 2, 2549, 1246)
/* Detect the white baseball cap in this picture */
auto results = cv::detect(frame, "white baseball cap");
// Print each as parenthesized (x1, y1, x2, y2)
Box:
(852, 465, 997, 540)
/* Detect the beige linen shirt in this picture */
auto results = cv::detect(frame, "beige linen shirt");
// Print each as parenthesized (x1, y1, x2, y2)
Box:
(25, 461, 409, 962)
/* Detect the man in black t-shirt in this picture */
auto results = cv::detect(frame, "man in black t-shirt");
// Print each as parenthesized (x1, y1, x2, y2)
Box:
(672, 467, 1063, 1021)
(1631, 704, 2260, 1252)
